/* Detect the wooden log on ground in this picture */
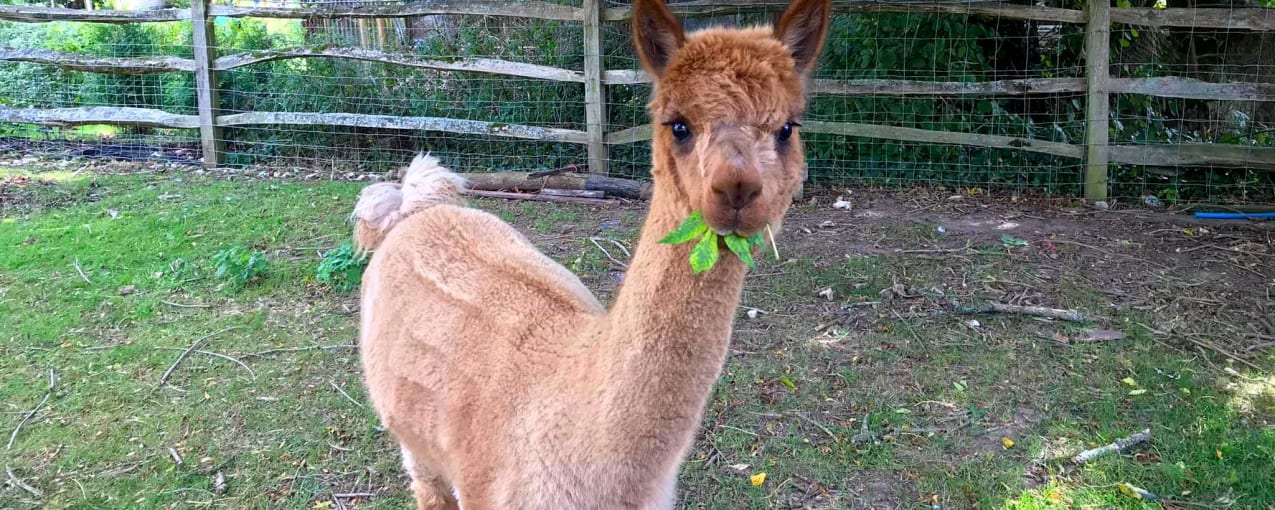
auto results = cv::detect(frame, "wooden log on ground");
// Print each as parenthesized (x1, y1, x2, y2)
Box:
(459, 172, 653, 200)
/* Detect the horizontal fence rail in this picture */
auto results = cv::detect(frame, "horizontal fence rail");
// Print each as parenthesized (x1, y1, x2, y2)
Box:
(0, 0, 1272, 199)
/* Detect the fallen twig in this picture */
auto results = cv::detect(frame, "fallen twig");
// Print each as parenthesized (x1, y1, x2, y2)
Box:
(1071, 428, 1151, 465)
(587, 238, 629, 269)
(161, 300, 211, 309)
(6, 466, 42, 498)
(850, 413, 875, 444)
(464, 189, 615, 206)
(158, 326, 242, 386)
(1183, 334, 1263, 372)
(1050, 238, 1167, 268)
(333, 492, 374, 499)
(954, 301, 1087, 323)
(192, 350, 255, 381)
(73, 257, 91, 284)
(7, 369, 56, 450)
(330, 382, 363, 408)
(793, 413, 840, 443)
(241, 344, 356, 359)
(167, 446, 184, 466)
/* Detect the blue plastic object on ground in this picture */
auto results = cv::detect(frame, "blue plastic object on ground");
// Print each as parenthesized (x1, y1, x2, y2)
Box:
(1194, 211, 1275, 220)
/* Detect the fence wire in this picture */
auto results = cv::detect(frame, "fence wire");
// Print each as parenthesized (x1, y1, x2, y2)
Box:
(0, 0, 1271, 205)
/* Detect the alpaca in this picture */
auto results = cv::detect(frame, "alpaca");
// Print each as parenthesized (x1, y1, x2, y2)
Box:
(350, 0, 830, 508)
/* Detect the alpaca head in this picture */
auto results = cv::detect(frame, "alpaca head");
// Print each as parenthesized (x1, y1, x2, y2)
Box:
(632, 0, 830, 236)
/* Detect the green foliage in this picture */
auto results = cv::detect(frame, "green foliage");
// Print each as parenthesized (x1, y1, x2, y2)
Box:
(316, 238, 367, 292)
(689, 230, 720, 274)
(658, 210, 709, 245)
(660, 211, 767, 272)
(212, 245, 268, 288)
(1, 6, 1271, 200)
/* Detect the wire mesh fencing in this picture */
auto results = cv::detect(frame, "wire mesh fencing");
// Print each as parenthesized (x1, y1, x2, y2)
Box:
(0, 0, 1271, 205)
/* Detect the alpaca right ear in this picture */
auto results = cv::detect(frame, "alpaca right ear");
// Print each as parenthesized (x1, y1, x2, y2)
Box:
(775, 0, 832, 77)
(631, 0, 685, 79)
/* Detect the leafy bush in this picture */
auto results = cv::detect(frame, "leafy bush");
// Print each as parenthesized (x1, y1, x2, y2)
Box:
(212, 245, 268, 288)
(316, 239, 367, 293)
(0, 5, 1270, 201)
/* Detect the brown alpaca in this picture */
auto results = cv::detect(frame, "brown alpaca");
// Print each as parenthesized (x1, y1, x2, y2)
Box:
(350, 0, 830, 507)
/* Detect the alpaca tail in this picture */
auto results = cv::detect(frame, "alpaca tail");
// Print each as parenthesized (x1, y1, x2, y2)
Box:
(352, 153, 466, 253)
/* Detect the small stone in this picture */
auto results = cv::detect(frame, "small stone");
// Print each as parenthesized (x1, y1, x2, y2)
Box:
(118, 285, 136, 296)
(833, 197, 853, 210)
(818, 288, 835, 301)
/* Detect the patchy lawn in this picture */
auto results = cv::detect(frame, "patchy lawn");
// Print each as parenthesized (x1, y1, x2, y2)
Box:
(1, 164, 1272, 510)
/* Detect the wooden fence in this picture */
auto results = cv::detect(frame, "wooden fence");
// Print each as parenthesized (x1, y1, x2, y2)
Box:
(1, 0, 1274, 200)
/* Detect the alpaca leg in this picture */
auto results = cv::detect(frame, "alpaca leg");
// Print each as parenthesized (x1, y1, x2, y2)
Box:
(401, 446, 459, 510)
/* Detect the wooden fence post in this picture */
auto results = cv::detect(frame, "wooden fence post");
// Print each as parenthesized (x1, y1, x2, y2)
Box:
(191, 0, 223, 168)
(1083, 0, 1111, 202)
(582, 0, 608, 175)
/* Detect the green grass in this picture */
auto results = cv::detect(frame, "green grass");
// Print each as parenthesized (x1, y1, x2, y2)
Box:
(2, 169, 1272, 509)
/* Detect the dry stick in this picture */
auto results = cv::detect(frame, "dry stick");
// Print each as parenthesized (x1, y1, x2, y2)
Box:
(161, 300, 211, 309)
(158, 326, 242, 386)
(1182, 334, 1263, 372)
(330, 381, 363, 408)
(464, 189, 615, 206)
(850, 412, 875, 444)
(793, 413, 840, 443)
(1071, 428, 1151, 465)
(1050, 238, 1167, 269)
(167, 446, 184, 466)
(7, 369, 55, 450)
(333, 492, 375, 499)
(241, 344, 356, 359)
(73, 257, 91, 284)
(957, 301, 1088, 323)
(5, 466, 42, 498)
(602, 238, 631, 259)
(193, 350, 255, 381)
(587, 237, 628, 269)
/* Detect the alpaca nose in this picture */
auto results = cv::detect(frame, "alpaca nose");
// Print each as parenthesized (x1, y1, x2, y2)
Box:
(712, 170, 762, 210)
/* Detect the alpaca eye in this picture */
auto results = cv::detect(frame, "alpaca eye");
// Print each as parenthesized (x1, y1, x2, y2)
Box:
(670, 122, 692, 142)
(777, 122, 794, 143)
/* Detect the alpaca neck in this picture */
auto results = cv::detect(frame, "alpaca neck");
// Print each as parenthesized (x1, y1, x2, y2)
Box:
(596, 175, 748, 459)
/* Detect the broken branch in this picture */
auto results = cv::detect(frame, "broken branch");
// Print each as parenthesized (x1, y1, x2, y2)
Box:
(241, 344, 356, 359)
(158, 326, 242, 386)
(7, 369, 55, 450)
(1071, 428, 1151, 465)
(73, 257, 91, 284)
(955, 301, 1088, 322)
(5, 466, 42, 498)
(464, 189, 615, 206)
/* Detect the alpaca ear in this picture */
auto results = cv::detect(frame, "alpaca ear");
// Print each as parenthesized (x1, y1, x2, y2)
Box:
(775, 0, 832, 77)
(631, 0, 685, 79)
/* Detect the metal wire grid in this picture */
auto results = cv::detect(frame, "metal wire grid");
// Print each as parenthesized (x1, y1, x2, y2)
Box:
(0, 0, 1268, 203)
